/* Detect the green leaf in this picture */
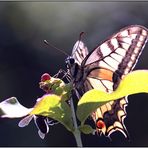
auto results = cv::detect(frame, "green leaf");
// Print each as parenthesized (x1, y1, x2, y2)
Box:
(30, 94, 74, 132)
(79, 124, 95, 134)
(77, 70, 148, 123)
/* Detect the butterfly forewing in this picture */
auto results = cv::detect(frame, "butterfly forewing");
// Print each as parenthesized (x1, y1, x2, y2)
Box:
(72, 40, 88, 65)
(70, 25, 148, 138)
(83, 25, 148, 76)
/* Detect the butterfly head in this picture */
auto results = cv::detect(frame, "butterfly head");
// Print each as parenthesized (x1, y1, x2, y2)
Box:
(65, 56, 75, 69)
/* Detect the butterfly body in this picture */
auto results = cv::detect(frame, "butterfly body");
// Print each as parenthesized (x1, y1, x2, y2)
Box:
(66, 56, 88, 94)
(66, 25, 148, 138)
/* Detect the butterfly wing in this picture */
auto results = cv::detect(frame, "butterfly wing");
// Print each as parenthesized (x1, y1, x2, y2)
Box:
(83, 25, 148, 94)
(83, 25, 148, 78)
(74, 25, 148, 137)
(72, 40, 89, 65)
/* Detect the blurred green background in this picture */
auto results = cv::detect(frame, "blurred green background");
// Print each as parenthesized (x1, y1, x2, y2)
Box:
(0, 2, 148, 146)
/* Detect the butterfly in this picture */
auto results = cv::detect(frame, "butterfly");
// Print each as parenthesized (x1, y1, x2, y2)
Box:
(65, 25, 148, 138)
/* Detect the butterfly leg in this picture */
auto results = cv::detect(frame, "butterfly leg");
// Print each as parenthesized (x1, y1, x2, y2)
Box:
(53, 69, 65, 78)
(53, 69, 71, 80)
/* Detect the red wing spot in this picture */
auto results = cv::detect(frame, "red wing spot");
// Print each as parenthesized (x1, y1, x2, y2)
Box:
(41, 73, 51, 82)
(96, 120, 105, 129)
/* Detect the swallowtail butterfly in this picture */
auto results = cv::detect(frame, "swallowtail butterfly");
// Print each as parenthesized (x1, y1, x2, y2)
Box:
(65, 25, 148, 138)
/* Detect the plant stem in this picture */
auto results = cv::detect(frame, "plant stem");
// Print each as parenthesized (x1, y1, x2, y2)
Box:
(70, 96, 83, 147)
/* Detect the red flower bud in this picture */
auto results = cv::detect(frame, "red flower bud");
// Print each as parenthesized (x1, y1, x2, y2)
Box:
(41, 73, 51, 82)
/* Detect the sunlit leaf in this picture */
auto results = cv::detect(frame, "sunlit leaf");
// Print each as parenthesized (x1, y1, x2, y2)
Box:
(0, 97, 33, 118)
(30, 94, 74, 132)
(77, 70, 148, 123)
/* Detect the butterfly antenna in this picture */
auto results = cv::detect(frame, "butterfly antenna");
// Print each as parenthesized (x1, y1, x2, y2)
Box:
(44, 40, 69, 56)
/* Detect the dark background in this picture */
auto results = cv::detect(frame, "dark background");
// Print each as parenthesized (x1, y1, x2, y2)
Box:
(0, 2, 148, 146)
